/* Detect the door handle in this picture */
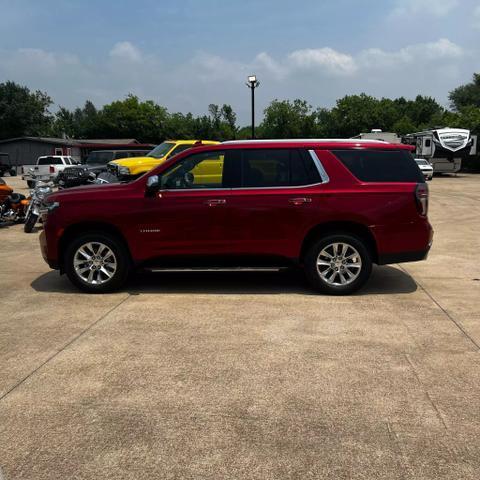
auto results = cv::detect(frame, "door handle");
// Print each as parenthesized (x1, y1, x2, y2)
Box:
(288, 197, 312, 206)
(204, 199, 227, 207)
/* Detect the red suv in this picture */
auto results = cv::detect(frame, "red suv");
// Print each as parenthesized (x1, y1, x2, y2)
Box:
(39, 140, 433, 294)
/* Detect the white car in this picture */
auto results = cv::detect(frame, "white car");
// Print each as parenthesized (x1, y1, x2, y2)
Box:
(415, 158, 433, 181)
(21, 155, 78, 187)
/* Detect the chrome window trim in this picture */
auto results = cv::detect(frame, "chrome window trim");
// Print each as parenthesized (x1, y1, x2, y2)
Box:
(223, 139, 387, 144)
(157, 148, 330, 192)
(308, 149, 330, 184)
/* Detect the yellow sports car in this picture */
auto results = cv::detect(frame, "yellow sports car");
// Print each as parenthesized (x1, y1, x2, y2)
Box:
(108, 140, 219, 179)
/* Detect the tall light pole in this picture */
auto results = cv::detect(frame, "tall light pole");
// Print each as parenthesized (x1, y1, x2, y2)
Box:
(246, 75, 260, 139)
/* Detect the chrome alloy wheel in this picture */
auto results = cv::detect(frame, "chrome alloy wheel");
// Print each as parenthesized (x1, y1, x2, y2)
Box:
(73, 242, 117, 285)
(316, 242, 362, 286)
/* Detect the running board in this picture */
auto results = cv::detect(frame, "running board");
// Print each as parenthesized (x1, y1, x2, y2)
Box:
(147, 267, 284, 273)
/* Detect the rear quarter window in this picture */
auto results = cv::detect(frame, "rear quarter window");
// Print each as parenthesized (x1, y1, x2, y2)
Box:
(332, 149, 424, 183)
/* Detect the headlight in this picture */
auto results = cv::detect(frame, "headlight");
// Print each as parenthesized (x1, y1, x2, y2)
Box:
(118, 166, 130, 176)
(36, 187, 52, 200)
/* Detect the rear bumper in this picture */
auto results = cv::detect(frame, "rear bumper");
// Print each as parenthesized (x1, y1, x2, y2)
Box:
(372, 218, 433, 265)
(378, 248, 430, 265)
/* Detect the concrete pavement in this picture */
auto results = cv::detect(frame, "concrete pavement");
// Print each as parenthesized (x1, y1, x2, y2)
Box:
(1, 174, 479, 479)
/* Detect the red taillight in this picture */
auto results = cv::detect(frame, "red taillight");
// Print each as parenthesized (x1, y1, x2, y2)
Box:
(415, 183, 429, 216)
(49, 165, 55, 173)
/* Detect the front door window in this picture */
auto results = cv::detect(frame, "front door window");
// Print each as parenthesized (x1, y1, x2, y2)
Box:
(160, 151, 225, 189)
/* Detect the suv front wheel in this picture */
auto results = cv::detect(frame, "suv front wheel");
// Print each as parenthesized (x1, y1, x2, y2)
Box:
(304, 234, 372, 295)
(65, 232, 131, 293)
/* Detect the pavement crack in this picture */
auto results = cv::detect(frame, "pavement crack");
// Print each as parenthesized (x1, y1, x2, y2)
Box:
(0, 294, 131, 403)
(385, 421, 410, 480)
(399, 265, 480, 351)
(404, 353, 448, 430)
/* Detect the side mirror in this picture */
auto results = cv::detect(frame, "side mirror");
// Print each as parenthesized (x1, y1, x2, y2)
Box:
(145, 175, 160, 196)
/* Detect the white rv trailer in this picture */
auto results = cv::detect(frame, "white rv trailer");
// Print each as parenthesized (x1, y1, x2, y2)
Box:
(402, 128, 477, 174)
(352, 131, 402, 144)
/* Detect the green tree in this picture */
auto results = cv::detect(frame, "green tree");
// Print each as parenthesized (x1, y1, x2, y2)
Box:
(236, 125, 254, 140)
(164, 112, 196, 139)
(0, 81, 53, 139)
(392, 116, 417, 135)
(52, 106, 76, 138)
(206, 103, 238, 140)
(322, 94, 382, 137)
(208, 104, 221, 131)
(99, 95, 168, 142)
(260, 99, 317, 138)
(406, 95, 443, 128)
(449, 73, 480, 111)
(52, 100, 100, 138)
(313, 94, 443, 138)
(221, 104, 237, 139)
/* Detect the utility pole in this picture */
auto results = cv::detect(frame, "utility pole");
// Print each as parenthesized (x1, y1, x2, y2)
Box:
(246, 75, 260, 139)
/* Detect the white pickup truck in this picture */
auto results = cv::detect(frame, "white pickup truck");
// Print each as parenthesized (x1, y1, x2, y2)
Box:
(22, 155, 78, 187)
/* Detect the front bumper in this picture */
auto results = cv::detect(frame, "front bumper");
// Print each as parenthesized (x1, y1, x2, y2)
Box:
(39, 216, 61, 270)
(39, 229, 58, 269)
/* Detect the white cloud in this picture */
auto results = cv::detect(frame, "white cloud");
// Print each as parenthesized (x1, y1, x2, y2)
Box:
(0, 38, 471, 123)
(474, 5, 480, 28)
(392, 0, 459, 17)
(359, 38, 464, 68)
(187, 52, 250, 84)
(253, 52, 288, 80)
(4, 48, 80, 77)
(109, 41, 142, 63)
(287, 48, 357, 76)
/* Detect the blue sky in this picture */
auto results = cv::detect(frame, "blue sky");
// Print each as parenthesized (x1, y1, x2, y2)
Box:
(1, 0, 479, 124)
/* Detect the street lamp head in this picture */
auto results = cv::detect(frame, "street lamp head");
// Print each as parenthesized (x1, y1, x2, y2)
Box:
(248, 75, 257, 83)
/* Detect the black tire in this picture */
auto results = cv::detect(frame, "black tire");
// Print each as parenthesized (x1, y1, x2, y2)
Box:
(9, 168, 17, 176)
(304, 233, 372, 295)
(24, 212, 38, 233)
(27, 180, 35, 188)
(64, 232, 131, 293)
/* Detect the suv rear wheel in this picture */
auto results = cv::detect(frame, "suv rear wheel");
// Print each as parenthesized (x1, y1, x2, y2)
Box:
(65, 232, 130, 293)
(304, 234, 372, 295)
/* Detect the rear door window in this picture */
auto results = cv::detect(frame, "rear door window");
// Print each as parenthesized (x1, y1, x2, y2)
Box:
(332, 149, 424, 183)
(240, 149, 321, 188)
(290, 149, 321, 185)
(38, 156, 62, 165)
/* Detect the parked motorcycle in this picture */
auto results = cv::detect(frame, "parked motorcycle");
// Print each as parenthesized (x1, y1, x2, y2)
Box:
(24, 171, 54, 233)
(0, 178, 29, 224)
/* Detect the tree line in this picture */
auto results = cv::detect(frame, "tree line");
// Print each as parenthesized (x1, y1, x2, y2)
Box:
(1, 74, 479, 146)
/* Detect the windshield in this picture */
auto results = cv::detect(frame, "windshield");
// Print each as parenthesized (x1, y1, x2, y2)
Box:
(83, 152, 113, 165)
(147, 142, 174, 159)
(415, 159, 429, 165)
